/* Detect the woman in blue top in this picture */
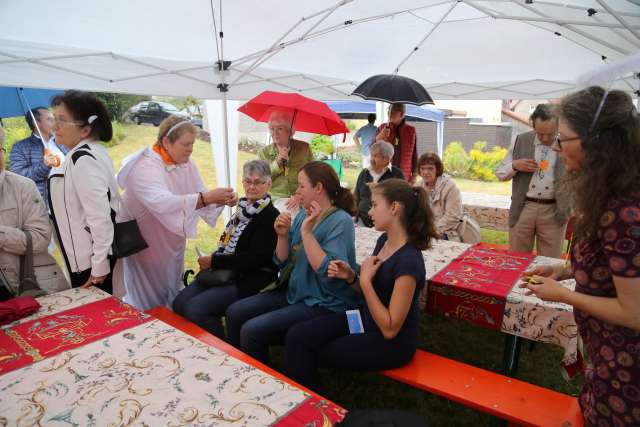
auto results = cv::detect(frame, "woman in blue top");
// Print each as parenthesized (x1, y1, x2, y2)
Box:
(225, 161, 361, 363)
(284, 178, 437, 390)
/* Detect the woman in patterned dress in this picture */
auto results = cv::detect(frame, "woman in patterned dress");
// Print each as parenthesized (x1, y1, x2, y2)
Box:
(523, 87, 640, 426)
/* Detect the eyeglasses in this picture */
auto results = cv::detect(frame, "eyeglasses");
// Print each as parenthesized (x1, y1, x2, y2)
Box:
(553, 133, 581, 150)
(242, 178, 267, 187)
(53, 117, 85, 129)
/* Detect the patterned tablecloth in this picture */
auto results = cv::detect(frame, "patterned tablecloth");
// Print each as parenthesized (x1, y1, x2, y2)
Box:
(0, 289, 345, 426)
(355, 227, 579, 368)
(461, 192, 511, 232)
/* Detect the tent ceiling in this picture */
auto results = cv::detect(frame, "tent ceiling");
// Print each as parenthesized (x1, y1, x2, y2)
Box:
(0, 0, 638, 100)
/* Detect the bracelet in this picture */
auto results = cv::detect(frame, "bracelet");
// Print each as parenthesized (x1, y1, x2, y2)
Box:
(347, 272, 359, 286)
(199, 192, 206, 207)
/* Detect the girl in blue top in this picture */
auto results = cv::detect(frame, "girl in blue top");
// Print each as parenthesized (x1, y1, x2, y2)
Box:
(225, 161, 361, 363)
(284, 178, 437, 390)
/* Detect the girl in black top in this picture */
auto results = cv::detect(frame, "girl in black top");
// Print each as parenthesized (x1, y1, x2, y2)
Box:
(284, 178, 437, 390)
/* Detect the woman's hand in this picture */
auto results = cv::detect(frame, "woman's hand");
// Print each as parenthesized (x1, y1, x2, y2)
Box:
(198, 255, 212, 271)
(520, 275, 570, 302)
(274, 212, 292, 237)
(81, 274, 106, 288)
(301, 201, 321, 235)
(225, 192, 239, 207)
(328, 260, 355, 282)
(521, 263, 566, 282)
(360, 255, 381, 285)
(204, 187, 235, 206)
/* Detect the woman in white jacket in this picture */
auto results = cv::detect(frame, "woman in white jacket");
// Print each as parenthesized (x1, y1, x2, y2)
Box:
(48, 91, 120, 294)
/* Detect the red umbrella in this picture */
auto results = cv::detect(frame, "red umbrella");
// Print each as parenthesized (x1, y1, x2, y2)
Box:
(237, 90, 348, 136)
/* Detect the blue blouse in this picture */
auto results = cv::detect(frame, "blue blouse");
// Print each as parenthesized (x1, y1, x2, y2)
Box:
(276, 208, 362, 312)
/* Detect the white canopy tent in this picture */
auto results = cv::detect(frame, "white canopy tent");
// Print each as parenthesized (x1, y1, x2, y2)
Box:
(1, 0, 638, 193)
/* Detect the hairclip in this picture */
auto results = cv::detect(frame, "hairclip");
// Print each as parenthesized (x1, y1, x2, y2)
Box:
(87, 115, 98, 124)
(166, 120, 191, 138)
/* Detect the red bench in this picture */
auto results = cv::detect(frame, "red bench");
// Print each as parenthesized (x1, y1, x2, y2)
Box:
(381, 350, 583, 426)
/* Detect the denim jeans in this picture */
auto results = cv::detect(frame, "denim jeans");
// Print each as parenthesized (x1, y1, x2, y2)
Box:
(172, 279, 240, 338)
(225, 291, 331, 364)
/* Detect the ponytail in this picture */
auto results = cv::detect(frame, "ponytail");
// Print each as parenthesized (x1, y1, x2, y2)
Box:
(334, 186, 357, 216)
(374, 179, 437, 250)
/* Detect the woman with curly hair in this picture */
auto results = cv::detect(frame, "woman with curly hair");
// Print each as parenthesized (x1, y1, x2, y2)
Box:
(523, 87, 640, 426)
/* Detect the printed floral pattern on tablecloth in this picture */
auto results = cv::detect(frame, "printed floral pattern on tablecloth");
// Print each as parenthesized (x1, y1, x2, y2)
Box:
(0, 287, 110, 330)
(502, 255, 581, 375)
(0, 297, 150, 375)
(0, 320, 343, 426)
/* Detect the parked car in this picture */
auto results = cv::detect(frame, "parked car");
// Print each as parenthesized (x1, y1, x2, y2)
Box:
(130, 101, 189, 126)
(191, 116, 203, 129)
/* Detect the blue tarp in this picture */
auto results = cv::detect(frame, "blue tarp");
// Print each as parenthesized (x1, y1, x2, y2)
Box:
(0, 86, 62, 118)
(325, 100, 444, 123)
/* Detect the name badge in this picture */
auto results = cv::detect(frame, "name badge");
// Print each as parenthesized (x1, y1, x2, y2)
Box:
(346, 309, 364, 334)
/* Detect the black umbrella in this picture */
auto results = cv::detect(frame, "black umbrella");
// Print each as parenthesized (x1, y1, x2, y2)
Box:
(351, 74, 434, 106)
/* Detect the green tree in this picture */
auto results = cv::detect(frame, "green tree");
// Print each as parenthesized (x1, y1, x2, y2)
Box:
(91, 92, 151, 121)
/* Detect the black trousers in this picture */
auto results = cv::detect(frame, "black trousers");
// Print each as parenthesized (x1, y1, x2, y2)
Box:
(284, 311, 418, 391)
(69, 258, 116, 294)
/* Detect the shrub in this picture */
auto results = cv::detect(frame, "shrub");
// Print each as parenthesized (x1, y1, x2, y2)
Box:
(310, 134, 334, 158)
(443, 142, 471, 177)
(443, 141, 507, 182)
(2, 117, 30, 169)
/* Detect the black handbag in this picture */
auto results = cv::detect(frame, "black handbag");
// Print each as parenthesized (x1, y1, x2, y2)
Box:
(112, 219, 148, 258)
(196, 268, 234, 287)
(107, 187, 148, 258)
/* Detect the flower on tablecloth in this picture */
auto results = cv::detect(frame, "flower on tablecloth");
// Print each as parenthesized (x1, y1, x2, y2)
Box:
(195, 372, 211, 382)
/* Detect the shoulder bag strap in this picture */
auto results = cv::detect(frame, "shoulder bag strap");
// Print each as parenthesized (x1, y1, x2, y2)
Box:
(19, 230, 39, 295)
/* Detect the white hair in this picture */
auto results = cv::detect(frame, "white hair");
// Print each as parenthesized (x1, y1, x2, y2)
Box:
(370, 140, 394, 159)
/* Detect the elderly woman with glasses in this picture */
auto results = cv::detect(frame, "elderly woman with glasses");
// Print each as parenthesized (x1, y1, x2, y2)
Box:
(258, 110, 314, 210)
(173, 160, 280, 338)
(118, 115, 237, 310)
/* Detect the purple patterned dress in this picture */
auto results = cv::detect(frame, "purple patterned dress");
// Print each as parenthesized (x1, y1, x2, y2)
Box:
(572, 194, 640, 426)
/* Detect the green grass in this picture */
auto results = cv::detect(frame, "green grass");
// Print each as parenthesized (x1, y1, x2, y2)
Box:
(104, 124, 582, 426)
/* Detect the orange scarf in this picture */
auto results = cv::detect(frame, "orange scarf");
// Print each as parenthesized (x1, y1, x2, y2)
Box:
(152, 143, 176, 166)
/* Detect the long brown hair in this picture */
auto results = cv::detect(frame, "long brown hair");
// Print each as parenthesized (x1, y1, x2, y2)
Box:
(373, 178, 437, 250)
(301, 161, 356, 216)
(559, 86, 640, 239)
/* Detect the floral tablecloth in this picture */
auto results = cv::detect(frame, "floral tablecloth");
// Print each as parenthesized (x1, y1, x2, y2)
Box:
(355, 227, 579, 368)
(0, 289, 345, 426)
(461, 192, 511, 232)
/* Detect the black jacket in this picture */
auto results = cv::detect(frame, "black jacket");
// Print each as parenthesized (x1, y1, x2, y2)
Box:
(211, 202, 279, 297)
(353, 166, 406, 227)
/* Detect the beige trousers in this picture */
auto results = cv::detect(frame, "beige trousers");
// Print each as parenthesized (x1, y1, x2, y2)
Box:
(509, 201, 567, 258)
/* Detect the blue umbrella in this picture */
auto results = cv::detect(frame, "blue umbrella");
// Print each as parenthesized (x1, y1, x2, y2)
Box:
(0, 86, 62, 118)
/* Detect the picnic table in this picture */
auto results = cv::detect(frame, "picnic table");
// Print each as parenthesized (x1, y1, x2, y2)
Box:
(355, 226, 579, 377)
(0, 288, 345, 426)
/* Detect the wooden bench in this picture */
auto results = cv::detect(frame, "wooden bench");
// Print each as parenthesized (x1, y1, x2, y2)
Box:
(381, 350, 583, 427)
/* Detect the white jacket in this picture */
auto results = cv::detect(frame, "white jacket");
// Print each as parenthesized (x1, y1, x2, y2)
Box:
(48, 140, 119, 276)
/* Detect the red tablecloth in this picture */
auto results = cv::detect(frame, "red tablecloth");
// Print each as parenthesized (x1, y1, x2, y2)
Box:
(0, 297, 150, 375)
(427, 243, 535, 330)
